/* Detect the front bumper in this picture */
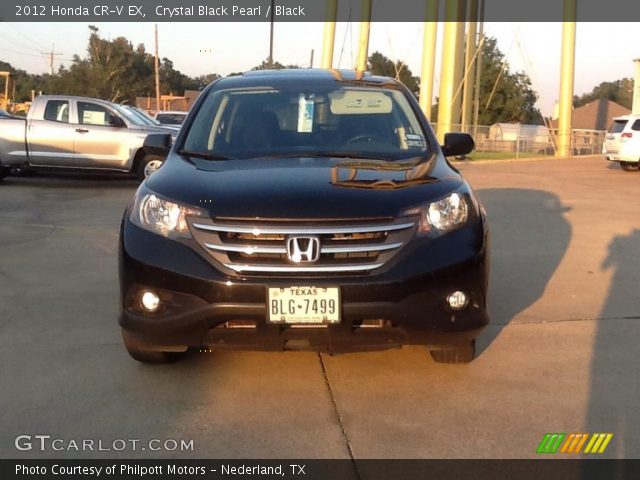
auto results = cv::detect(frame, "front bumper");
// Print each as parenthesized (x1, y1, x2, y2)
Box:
(119, 217, 490, 353)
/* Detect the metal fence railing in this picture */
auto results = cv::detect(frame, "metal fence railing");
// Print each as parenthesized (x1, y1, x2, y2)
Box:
(430, 123, 606, 158)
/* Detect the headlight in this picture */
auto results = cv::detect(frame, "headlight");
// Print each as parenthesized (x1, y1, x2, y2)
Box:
(130, 186, 204, 238)
(408, 192, 469, 235)
(427, 192, 468, 231)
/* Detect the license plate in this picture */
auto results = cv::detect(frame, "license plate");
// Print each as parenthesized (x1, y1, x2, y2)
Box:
(267, 286, 340, 324)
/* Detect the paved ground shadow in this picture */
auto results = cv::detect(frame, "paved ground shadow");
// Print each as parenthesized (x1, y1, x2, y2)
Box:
(474, 188, 572, 356)
(582, 229, 640, 474)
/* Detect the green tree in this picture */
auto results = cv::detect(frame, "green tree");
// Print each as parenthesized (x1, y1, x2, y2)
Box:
(433, 36, 542, 125)
(573, 78, 633, 109)
(251, 58, 300, 70)
(0, 60, 45, 102)
(2, 26, 220, 104)
(367, 51, 419, 94)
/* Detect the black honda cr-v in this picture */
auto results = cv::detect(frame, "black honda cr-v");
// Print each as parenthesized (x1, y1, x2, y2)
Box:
(119, 69, 489, 364)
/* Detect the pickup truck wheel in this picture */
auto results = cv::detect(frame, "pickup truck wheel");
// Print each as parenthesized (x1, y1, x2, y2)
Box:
(429, 340, 476, 364)
(121, 329, 184, 363)
(0, 166, 10, 181)
(136, 155, 164, 181)
(620, 161, 639, 172)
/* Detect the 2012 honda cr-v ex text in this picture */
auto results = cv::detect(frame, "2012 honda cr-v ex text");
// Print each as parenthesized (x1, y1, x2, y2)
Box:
(118, 69, 490, 364)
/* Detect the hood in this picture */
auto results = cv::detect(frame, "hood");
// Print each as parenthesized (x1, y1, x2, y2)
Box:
(146, 154, 464, 219)
(135, 125, 178, 135)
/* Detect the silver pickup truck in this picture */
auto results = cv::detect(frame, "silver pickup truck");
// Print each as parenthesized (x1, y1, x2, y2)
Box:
(0, 95, 176, 181)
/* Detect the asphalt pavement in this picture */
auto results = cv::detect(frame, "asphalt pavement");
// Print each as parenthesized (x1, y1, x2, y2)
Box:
(0, 157, 638, 459)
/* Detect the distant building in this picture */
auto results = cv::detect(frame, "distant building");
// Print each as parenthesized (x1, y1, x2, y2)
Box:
(135, 90, 202, 113)
(477, 123, 551, 153)
(550, 98, 630, 131)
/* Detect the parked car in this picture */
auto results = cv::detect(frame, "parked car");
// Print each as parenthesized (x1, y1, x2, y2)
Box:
(602, 115, 640, 171)
(154, 110, 188, 126)
(0, 95, 176, 181)
(0, 108, 12, 118)
(118, 104, 180, 132)
(119, 69, 489, 364)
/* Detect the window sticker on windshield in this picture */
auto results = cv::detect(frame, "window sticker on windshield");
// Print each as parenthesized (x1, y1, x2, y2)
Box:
(329, 90, 393, 115)
(297, 94, 314, 133)
(405, 133, 424, 148)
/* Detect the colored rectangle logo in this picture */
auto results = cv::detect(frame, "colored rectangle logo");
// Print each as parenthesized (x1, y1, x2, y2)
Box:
(537, 433, 613, 454)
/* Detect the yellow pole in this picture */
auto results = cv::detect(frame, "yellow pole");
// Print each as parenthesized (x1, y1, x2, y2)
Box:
(472, 0, 485, 136)
(436, 0, 463, 142)
(2, 74, 8, 110)
(557, 0, 576, 158)
(632, 59, 640, 115)
(452, 2, 466, 129)
(461, 0, 478, 132)
(419, 0, 439, 120)
(154, 24, 161, 115)
(321, 0, 338, 69)
(355, 0, 372, 72)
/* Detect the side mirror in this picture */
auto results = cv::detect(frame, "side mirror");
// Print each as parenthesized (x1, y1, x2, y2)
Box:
(143, 134, 172, 157)
(109, 116, 126, 128)
(441, 133, 475, 157)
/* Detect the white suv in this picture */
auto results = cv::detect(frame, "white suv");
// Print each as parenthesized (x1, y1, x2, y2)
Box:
(602, 115, 640, 171)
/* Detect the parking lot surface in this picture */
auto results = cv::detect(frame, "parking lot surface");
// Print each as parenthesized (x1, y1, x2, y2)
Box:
(1, 157, 638, 459)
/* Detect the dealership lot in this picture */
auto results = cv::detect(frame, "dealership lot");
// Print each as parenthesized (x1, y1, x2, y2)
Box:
(1, 157, 638, 459)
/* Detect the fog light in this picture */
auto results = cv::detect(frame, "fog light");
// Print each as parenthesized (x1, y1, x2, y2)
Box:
(447, 291, 468, 310)
(140, 290, 160, 312)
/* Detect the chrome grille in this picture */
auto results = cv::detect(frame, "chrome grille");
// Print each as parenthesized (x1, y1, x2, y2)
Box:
(189, 218, 416, 274)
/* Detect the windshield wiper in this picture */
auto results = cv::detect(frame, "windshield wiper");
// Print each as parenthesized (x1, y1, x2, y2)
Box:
(178, 149, 235, 161)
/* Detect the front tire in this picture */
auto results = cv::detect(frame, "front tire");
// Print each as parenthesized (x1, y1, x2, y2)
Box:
(429, 340, 476, 364)
(136, 155, 164, 181)
(620, 161, 639, 172)
(0, 166, 10, 181)
(121, 329, 184, 363)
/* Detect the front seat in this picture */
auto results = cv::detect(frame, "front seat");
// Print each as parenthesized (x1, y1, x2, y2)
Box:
(240, 111, 280, 150)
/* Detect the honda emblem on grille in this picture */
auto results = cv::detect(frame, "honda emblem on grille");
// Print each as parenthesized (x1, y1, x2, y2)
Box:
(286, 236, 321, 263)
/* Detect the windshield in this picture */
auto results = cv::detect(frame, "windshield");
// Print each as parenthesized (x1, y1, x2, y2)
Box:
(157, 113, 186, 125)
(182, 85, 430, 160)
(122, 106, 160, 126)
(609, 120, 628, 134)
(111, 103, 147, 126)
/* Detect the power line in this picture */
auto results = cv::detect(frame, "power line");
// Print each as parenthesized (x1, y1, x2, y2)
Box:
(0, 31, 41, 54)
(0, 46, 48, 59)
(5, 23, 48, 51)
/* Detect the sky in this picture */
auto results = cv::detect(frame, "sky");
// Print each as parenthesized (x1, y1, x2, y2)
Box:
(1, 22, 639, 117)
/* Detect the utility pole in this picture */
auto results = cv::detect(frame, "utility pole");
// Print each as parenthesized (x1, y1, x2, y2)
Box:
(154, 24, 161, 113)
(309, 49, 315, 68)
(268, 0, 275, 67)
(41, 45, 62, 75)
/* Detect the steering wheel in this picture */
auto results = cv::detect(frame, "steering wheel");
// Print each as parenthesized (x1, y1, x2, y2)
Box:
(345, 133, 388, 145)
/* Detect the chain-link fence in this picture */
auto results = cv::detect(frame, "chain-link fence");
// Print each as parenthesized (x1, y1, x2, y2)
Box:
(430, 122, 606, 158)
